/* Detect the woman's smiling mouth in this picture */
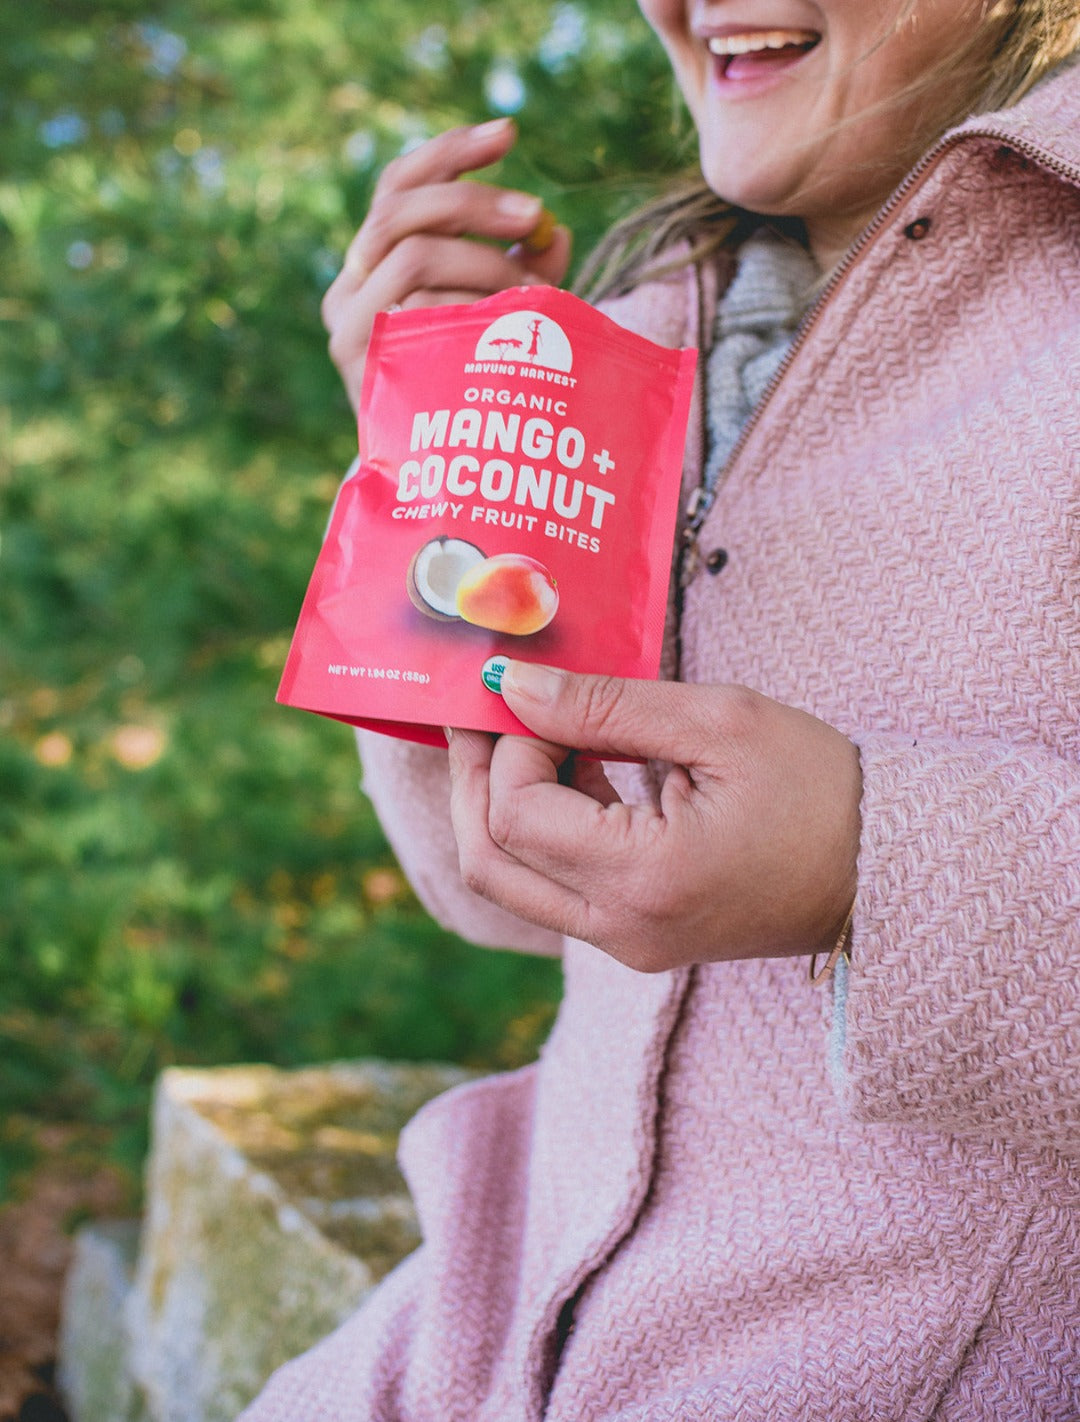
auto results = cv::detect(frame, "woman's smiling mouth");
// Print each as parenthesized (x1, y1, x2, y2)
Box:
(706, 27, 821, 82)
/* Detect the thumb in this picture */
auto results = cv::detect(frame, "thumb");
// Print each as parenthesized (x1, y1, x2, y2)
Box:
(500, 661, 705, 764)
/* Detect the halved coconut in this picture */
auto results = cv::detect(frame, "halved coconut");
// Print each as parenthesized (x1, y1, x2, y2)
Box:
(406, 537, 486, 621)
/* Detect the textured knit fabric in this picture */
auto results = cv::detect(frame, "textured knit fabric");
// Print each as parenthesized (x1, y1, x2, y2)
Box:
(241, 65, 1080, 1422)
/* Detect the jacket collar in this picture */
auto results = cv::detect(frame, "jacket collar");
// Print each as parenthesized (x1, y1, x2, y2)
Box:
(947, 52, 1080, 186)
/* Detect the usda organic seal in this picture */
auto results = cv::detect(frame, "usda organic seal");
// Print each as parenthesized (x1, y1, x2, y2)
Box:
(481, 656, 510, 694)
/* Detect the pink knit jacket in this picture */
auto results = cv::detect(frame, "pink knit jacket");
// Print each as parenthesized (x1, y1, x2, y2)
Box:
(243, 65, 1080, 1422)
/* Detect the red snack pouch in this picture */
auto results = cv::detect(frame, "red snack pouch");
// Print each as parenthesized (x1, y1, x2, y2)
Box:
(277, 285, 697, 745)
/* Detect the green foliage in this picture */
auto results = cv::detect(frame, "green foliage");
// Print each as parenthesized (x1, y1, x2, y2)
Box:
(0, 0, 689, 1197)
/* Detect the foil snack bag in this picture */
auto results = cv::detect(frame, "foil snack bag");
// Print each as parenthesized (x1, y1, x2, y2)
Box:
(277, 285, 697, 745)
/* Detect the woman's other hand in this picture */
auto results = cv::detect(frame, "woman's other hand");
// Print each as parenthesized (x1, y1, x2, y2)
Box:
(321, 118, 572, 411)
(447, 664, 861, 974)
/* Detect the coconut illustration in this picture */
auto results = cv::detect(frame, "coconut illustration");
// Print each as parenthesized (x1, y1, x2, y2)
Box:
(406, 539, 558, 636)
(407, 537, 487, 622)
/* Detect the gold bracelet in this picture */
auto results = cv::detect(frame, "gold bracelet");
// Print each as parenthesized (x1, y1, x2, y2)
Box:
(809, 901, 855, 987)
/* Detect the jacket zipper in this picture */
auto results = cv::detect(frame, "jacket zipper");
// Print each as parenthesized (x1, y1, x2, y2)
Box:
(677, 123, 1080, 591)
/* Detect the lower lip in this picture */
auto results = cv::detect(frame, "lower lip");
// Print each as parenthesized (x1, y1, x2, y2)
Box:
(708, 44, 818, 98)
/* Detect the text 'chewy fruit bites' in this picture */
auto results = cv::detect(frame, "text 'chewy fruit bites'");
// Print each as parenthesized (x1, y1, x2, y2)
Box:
(278, 285, 697, 745)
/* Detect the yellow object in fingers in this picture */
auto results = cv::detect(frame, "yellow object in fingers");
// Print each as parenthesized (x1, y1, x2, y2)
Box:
(521, 208, 557, 255)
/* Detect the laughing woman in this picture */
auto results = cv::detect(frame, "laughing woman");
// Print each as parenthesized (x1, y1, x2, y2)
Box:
(243, 3, 1080, 1419)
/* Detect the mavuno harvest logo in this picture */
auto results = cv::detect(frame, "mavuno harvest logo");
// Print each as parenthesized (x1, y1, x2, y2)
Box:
(465, 310, 577, 387)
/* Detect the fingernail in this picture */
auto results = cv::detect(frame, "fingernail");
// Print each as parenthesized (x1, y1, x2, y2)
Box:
(502, 661, 564, 704)
(497, 190, 542, 222)
(473, 117, 513, 141)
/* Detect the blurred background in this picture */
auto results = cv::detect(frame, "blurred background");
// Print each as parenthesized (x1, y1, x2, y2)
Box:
(0, 0, 690, 1406)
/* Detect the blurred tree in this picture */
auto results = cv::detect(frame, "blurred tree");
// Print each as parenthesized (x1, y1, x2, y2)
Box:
(0, 0, 692, 1194)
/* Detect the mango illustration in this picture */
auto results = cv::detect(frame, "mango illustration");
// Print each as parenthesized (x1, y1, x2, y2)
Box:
(455, 553, 558, 636)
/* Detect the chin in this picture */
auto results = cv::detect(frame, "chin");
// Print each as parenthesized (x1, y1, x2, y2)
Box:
(700, 162, 796, 219)
(698, 135, 829, 224)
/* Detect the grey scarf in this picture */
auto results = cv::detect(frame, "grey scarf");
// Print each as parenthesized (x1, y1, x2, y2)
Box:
(703, 227, 819, 494)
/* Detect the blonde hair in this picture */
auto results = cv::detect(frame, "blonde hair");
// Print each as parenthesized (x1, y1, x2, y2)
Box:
(577, 0, 1080, 301)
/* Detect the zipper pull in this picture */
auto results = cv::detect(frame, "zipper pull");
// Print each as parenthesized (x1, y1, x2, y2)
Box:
(680, 526, 700, 587)
(680, 487, 712, 587)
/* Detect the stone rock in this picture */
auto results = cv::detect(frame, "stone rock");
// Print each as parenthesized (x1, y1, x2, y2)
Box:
(59, 1060, 472, 1422)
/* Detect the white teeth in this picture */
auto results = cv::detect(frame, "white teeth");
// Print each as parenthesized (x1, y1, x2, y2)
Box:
(707, 29, 819, 56)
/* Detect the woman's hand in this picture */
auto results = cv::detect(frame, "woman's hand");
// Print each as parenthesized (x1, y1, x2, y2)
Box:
(321, 118, 572, 411)
(446, 663, 861, 974)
